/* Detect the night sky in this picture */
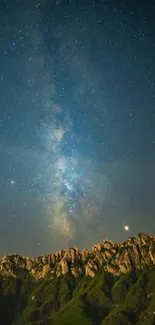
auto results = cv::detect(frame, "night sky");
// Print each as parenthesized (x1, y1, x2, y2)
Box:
(0, 0, 155, 257)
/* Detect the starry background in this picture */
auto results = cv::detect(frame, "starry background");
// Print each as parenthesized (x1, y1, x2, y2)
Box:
(0, 0, 155, 257)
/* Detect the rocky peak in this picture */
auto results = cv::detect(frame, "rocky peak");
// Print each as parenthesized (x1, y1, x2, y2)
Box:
(0, 233, 155, 279)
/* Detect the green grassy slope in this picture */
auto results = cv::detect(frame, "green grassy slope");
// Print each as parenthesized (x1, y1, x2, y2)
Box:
(1, 267, 155, 325)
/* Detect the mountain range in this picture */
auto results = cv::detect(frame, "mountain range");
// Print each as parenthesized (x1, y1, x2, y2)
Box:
(1, 232, 155, 325)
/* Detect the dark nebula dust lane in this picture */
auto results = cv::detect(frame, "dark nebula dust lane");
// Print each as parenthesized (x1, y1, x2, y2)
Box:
(0, 0, 155, 257)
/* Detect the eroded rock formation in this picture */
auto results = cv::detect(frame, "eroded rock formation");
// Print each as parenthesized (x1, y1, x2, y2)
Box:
(0, 233, 155, 279)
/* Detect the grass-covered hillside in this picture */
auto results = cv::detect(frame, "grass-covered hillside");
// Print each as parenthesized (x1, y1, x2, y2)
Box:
(1, 266, 155, 325)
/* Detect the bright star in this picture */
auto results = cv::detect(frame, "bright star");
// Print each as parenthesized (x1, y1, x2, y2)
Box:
(10, 180, 15, 185)
(124, 225, 129, 231)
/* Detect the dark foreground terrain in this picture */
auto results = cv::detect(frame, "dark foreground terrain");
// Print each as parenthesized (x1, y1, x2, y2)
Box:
(1, 233, 155, 325)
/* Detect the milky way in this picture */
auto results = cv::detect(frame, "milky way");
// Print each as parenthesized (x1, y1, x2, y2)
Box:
(0, 0, 155, 256)
(34, 107, 110, 240)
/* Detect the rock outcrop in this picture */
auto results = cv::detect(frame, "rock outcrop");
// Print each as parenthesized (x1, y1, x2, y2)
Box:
(0, 233, 155, 279)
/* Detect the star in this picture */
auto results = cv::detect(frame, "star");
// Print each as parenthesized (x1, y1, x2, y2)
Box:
(10, 180, 15, 185)
(124, 225, 130, 231)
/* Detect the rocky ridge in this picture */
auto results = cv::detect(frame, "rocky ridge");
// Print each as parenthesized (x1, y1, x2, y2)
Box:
(0, 233, 155, 280)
